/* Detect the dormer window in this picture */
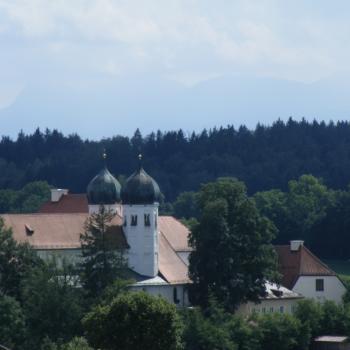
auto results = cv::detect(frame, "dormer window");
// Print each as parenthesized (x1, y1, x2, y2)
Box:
(144, 214, 151, 227)
(25, 224, 34, 236)
(271, 289, 283, 298)
(131, 215, 138, 226)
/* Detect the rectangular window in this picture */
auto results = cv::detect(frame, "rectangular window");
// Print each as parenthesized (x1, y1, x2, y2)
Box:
(280, 306, 284, 313)
(316, 279, 324, 291)
(173, 287, 180, 304)
(270, 307, 274, 313)
(131, 215, 138, 226)
(144, 214, 151, 226)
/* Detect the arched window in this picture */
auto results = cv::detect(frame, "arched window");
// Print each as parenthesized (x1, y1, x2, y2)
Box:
(131, 215, 138, 226)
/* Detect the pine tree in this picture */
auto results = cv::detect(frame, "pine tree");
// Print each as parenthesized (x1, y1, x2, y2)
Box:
(80, 207, 128, 298)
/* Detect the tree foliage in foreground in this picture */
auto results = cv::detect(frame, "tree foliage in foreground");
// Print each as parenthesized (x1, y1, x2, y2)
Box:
(0, 294, 26, 350)
(40, 337, 93, 350)
(181, 301, 310, 350)
(21, 259, 84, 348)
(80, 207, 128, 298)
(256, 313, 309, 350)
(0, 217, 42, 299)
(189, 178, 278, 311)
(83, 291, 183, 350)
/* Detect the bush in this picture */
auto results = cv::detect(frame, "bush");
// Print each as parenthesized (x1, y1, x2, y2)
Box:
(22, 259, 84, 347)
(40, 337, 93, 350)
(256, 313, 310, 350)
(83, 291, 183, 350)
(0, 294, 26, 349)
(294, 299, 322, 337)
(181, 306, 236, 350)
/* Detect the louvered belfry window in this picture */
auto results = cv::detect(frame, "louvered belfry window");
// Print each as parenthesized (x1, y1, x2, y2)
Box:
(144, 214, 151, 226)
(131, 215, 138, 226)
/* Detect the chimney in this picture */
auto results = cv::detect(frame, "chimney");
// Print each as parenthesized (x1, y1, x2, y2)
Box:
(290, 240, 304, 252)
(51, 189, 68, 202)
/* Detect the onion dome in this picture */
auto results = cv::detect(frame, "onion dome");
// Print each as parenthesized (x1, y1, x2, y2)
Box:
(87, 153, 121, 205)
(121, 155, 161, 205)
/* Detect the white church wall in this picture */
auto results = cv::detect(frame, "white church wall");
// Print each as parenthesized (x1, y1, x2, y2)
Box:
(123, 204, 159, 277)
(37, 249, 189, 307)
(130, 283, 190, 307)
(293, 276, 346, 304)
(37, 249, 83, 266)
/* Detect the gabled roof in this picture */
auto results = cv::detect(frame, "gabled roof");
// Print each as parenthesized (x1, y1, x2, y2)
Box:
(158, 216, 191, 252)
(275, 245, 336, 289)
(2, 213, 191, 285)
(159, 230, 189, 284)
(39, 194, 88, 213)
(2, 213, 126, 249)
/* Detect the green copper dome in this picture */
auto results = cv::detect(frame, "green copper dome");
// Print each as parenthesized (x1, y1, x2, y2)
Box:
(87, 167, 121, 205)
(121, 166, 161, 205)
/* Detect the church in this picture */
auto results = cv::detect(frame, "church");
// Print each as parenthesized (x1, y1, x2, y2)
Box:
(1, 155, 345, 312)
(3, 155, 192, 307)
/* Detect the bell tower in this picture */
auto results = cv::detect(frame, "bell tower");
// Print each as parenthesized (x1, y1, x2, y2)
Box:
(122, 155, 161, 277)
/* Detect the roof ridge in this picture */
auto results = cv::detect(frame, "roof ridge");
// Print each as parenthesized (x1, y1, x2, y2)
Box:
(159, 215, 190, 230)
(2, 212, 89, 217)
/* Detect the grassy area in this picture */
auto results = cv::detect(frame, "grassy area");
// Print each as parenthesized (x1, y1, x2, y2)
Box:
(324, 260, 350, 282)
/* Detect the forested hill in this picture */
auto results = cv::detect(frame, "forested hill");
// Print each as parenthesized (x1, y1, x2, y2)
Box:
(2, 118, 350, 200)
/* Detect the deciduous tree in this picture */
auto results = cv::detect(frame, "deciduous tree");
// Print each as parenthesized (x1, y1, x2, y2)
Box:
(83, 291, 183, 350)
(0, 217, 42, 299)
(189, 178, 278, 311)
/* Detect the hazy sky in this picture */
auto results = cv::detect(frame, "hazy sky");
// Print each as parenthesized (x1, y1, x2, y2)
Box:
(1, 1, 350, 139)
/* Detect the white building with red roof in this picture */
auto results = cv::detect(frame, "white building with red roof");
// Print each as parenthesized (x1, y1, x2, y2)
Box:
(275, 240, 346, 303)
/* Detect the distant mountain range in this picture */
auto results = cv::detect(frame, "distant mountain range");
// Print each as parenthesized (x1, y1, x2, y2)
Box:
(1, 74, 350, 139)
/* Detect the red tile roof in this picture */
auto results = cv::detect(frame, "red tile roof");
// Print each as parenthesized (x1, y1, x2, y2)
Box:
(2, 213, 125, 249)
(2, 213, 191, 284)
(39, 194, 88, 213)
(158, 216, 191, 252)
(159, 231, 189, 284)
(275, 245, 336, 289)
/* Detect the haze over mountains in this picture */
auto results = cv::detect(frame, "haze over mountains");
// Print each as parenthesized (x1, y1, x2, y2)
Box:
(1, 74, 350, 139)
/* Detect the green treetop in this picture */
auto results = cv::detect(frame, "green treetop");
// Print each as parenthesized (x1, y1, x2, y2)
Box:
(189, 178, 278, 311)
